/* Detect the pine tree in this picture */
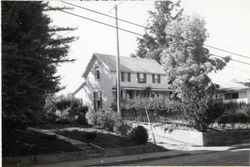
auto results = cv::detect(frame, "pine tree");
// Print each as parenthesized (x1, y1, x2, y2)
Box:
(2, 1, 76, 133)
(132, 1, 183, 63)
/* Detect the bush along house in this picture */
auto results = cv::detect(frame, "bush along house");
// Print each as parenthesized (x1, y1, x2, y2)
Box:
(73, 53, 172, 112)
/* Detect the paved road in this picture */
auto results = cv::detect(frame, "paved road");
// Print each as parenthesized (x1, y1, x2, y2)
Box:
(121, 149, 250, 166)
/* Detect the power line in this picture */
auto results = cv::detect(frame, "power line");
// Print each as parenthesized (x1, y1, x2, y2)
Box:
(204, 44, 250, 60)
(61, 1, 250, 60)
(211, 54, 250, 66)
(56, 9, 250, 67)
(57, 10, 143, 36)
(60, 1, 145, 29)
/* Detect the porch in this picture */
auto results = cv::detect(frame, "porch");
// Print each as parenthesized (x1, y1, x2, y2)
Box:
(112, 87, 171, 101)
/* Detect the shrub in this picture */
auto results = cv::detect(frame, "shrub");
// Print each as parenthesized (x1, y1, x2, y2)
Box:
(76, 114, 88, 125)
(45, 95, 88, 125)
(84, 132, 97, 140)
(129, 126, 148, 144)
(217, 112, 250, 124)
(86, 109, 120, 132)
(115, 122, 132, 137)
(177, 94, 226, 132)
(224, 102, 250, 115)
(111, 97, 182, 122)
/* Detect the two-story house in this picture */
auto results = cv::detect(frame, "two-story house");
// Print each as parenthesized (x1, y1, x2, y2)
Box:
(73, 53, 171, 111)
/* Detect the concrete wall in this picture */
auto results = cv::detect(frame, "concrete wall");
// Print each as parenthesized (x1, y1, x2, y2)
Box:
(135, 123, 250, 146)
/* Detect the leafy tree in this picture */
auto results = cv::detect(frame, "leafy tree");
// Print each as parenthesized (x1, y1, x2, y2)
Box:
(161, 14, 230, 100)
(2, 1, 76, 136)
(132, 1, 183, 63)
(161, 14, 230, 131)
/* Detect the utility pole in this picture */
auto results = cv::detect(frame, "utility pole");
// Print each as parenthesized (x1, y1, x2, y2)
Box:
(115, 4, 121, 116)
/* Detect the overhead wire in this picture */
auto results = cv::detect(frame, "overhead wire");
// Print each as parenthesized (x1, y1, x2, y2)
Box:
(56, 9, 144, 36)
(60, 1, 250, 61)
(55, 9, 250, 68)
(211, 54, 250, 66)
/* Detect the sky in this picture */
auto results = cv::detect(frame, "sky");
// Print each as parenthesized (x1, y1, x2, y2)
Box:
(47, 0, 250, 95)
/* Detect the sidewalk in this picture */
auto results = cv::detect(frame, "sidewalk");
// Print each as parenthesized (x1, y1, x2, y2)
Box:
(31, 150, 209, 167)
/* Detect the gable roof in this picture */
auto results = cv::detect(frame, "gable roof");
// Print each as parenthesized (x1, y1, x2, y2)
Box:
(82, 53, 166, 78)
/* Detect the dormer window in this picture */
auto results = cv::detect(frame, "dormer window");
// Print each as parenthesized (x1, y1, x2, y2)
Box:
(137, 73, 146, 83)
(95, 66, 100, 79)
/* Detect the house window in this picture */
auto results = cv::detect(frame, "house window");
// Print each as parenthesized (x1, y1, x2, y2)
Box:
(225, 92, 239, 100)
(95, 66, 100, 79)
(152, 74, 161, 83)
(121, 72, 131, 82)
(93, 91, 102, 111)
(137, 73, 146, 83)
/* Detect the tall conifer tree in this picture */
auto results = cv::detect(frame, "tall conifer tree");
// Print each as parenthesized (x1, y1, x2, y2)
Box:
(2, 1, 76, 134)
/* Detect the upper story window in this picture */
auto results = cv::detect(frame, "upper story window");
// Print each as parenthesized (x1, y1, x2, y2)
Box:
(137, 73, 146, 83)
(95, 66, 100, 80)
(225, 92, 239, 100)
(152, 74, 161, 84)
(121, 72, 131, 82)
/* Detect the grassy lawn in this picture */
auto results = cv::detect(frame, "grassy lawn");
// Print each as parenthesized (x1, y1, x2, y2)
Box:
(3, 129, 81, 157)
(57, 130, 145, 148)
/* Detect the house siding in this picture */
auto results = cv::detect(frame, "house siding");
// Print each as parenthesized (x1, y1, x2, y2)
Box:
(111, 72, 169, 90)
(82, 59, 114, 111)
(82, 70, 170, 111)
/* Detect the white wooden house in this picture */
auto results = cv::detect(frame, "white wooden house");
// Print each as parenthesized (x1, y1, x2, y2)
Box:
(218, 79, 250, 104)
(73, 53, 171, 111)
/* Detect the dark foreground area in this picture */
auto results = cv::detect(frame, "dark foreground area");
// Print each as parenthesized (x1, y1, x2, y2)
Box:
(57, 130, 144, 148)
(3, 129, 80, 157)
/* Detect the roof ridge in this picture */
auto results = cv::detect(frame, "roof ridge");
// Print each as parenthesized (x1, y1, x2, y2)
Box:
(94, 53, 157, 61)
